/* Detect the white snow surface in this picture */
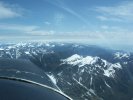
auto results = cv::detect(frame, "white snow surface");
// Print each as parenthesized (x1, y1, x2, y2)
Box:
(62, 54, 98, 67)
(114, 52, 130, 59)
(103, 63, 122, 77)
(47, 74, 57, 85)
(0, 48, 4, 50)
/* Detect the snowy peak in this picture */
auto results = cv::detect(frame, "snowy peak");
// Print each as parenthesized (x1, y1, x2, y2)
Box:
(62, 54, 122, 78)
(62, 54, 98, 67)
(114, 52, 130, 59)
(64, 54, 81, 62)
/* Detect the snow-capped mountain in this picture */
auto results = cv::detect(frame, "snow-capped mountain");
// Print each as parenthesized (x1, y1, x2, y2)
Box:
(62, 54, 122, 78)
(0, 42, 133, 100)
(114, 52, 130, 59)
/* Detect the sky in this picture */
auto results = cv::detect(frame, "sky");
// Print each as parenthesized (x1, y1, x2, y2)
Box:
(0, 0, 133, 50)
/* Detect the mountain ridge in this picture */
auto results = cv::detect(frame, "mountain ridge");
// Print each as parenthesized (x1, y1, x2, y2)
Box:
(0, 42, 133, 100)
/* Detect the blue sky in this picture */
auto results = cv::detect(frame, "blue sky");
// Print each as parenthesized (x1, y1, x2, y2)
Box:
(0, 0, 133, 50)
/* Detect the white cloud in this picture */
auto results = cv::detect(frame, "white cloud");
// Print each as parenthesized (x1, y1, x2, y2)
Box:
(0, 2, 22, 19)
(0, 23, 55, 36)
(28, 30, 55, 35)
(101, 25, 109, 29)
(45, 0, 89, 25)
(44, 21, 51, 25)
(0, 24, 38, 32)
(0, 23, 132, 42)
(96, 16, 108, 21)
(95, 1, 133, 22)
(54, 13, 65, 25)
(97, 16, 122, 22)
(59, 6, 88, 24)
(100, 25, 124, 31)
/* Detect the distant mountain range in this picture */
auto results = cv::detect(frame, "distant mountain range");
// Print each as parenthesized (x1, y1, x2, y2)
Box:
(0, 42, 133, 100)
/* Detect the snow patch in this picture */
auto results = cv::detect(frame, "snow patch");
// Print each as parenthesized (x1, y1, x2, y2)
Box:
(114, 52, 130, 59)
(0, 48, 4, 50)
(65, 54, 81, 62)
(25, 51, 30, 55)
(47, 74, 57, 85)
(89, 89, 96, 95)
(45, 43, 50, 47)
(90, 76, 93, 86)
(104, 63, 122, 77)
(104, 81, 111, 88)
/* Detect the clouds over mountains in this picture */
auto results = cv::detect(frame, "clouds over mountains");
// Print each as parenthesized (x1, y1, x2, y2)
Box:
(0, 0, 133, 47)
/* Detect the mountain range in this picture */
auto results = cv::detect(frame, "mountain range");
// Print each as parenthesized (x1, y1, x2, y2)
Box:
(0, 42, 133, 100)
